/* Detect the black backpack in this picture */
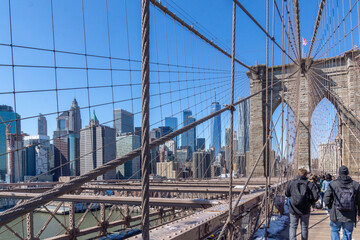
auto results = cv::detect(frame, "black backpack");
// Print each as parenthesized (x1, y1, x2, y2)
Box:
(291, 180, 312, 208)
(335, 182, 355, 211)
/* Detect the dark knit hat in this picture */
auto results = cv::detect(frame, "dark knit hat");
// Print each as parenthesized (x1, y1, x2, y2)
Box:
(326, 173, 332, 181)
(339, 166, 349, 176)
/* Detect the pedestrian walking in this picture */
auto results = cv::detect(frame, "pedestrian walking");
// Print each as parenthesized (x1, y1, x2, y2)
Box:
(324, 166, 360, 240)
(285, 168, 319, 240)
(321, 174, 332, 209)
(320, 175, 325, 187)
(320, 175, 326, 207)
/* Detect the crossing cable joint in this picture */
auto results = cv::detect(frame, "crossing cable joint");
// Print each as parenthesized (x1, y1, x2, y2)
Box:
(224, 104, 236, 112)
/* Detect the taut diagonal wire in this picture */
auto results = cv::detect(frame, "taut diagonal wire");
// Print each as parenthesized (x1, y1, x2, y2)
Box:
(293, 0, 301, 63)
(149, 0, 255, 72)
(307, 0, 326, 60)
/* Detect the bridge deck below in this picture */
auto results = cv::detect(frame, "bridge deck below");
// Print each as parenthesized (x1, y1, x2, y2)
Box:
(295, 210, 360, 239)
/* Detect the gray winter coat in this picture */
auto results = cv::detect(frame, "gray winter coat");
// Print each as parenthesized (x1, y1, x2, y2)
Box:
(323, 175, 360, 223)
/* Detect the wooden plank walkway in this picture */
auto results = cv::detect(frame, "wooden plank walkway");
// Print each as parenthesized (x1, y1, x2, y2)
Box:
(295, 209, 360, 239)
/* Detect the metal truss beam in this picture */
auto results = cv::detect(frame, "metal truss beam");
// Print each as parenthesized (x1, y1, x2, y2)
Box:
(0, 192, 218, 208)
(81, 185, 253, 194)
(46, 208, 174, 240)
(1, 186, 257, 194)
(0, 177, 277, 189)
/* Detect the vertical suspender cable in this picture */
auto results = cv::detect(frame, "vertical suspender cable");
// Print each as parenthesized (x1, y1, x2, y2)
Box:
(358, 0, 360, 47)
(281, 0, 285, 183)
(264, 0, 270, 238)
(342, 0, 347, 51)
(228, 0, 236, 238)
(141, 0, 150, 239)
(286, 0, 290, 176)
(266, 0, 276, 232)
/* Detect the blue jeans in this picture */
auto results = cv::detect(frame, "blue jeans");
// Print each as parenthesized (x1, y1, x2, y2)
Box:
(330, 221, 354, 240)
(289, 213, 310, 240)
(320, 192, 325, 207)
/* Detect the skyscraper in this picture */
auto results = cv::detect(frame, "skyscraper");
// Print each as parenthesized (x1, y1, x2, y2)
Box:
(181, 110, 192, 148)
(24, 139, 37, 177)
(196, 138, 205, 151)
(0, 105, 21, 181)
(181, 110, 196, 152)
(165, 117, 178, 146)
(187, 116, 196, 152)
(69, 99, 82, 132)
(53, 99, 81, 181)
(156, 161, 181, 179)
(53, 111, 70, 181)
(238, 98, 250, 155)
(177, 146, 192, 166)
(225, 128, 231, 146)
(80, 111, 116, 180)
(225, 128, 238, 170)
(211, 101, 221, 156)
(38, 113, 47, 136)
(135, 127, 142, 140)
(116, 134, 140, 179)
(24, 135, 51, 177)
(159, 126, 172, 137)
(165, 140, 177, 156)
(69, 99, 81, 177)
(192, 151, 211, 178)
(150, 128, 160, 139)
(150, 138, 159, 175)
(6, 133, 24, 183)
(233, 131, 238, 153)
(113, 109, 134, 135)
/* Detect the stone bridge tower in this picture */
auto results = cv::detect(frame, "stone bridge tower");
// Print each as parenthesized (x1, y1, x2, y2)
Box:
(246, 50, 360, 176)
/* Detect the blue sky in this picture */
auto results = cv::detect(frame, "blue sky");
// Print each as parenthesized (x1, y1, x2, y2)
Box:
(0, 0, 349, 155)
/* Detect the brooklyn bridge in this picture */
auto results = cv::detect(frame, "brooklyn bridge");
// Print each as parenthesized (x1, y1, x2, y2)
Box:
(0, 0, 360, 239)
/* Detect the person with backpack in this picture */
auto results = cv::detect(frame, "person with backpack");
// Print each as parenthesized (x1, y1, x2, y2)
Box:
(285, 168, 319, 240)
(324, 166, 360, 240)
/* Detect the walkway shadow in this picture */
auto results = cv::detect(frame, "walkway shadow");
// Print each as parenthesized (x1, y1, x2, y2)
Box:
(277, 211, 329, 240)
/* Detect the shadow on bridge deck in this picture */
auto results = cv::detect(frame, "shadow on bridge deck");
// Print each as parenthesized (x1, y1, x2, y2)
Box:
(290, 209, 360, 239)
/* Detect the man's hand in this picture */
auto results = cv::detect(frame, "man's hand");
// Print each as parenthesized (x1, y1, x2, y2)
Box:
(357, 216, 360, 221)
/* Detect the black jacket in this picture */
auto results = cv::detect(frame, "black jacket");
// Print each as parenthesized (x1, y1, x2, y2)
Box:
(324, 175, 360, 223)
(285, 176, 319, 215)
